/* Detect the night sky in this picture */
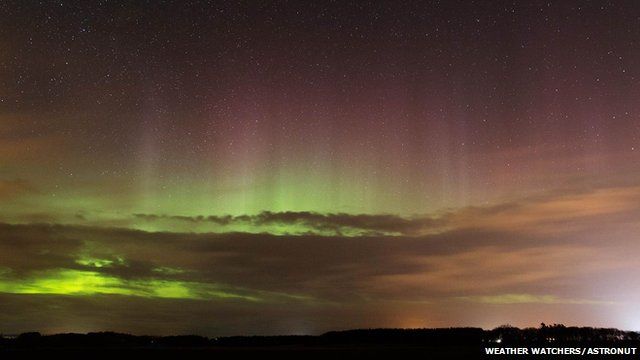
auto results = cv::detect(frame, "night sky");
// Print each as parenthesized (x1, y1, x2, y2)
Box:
(2, 0, 640, 335)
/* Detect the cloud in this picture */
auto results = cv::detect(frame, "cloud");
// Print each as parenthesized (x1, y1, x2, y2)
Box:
(1, 184, 640, 334)
(443, 185, 640, 235)
(132, 211, 444, 236)
(127, 185, 640, 236)
(0, 211, 637, 305)
(456, 293, 615, 305)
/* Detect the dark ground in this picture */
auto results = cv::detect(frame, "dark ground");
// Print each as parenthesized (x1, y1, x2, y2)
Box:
(2, 326, 638, 358)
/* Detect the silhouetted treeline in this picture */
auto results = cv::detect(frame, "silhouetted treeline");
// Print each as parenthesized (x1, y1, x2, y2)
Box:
(487, 323, 640, 344)
(1, 325, 638, 349)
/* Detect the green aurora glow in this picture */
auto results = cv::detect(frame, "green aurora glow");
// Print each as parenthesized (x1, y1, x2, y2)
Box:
(0, 268, 260, 301)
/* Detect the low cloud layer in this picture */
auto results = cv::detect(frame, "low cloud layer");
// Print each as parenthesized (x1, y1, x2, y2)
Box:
(1, 185, 640, 334)
(132, 211, 442, 236)
(128, 185, 640, 236)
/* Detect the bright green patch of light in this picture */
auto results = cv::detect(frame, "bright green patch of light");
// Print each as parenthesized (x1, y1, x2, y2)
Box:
(75, 254, 126, 268)
(76, 257, 114, 268)
(1, 269, 134, 296)
(0, 269, 259, 301)
(144, 280, 193, 298)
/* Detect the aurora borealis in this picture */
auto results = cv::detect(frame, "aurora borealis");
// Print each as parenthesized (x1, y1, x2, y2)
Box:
(2, 0, 640, 336)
